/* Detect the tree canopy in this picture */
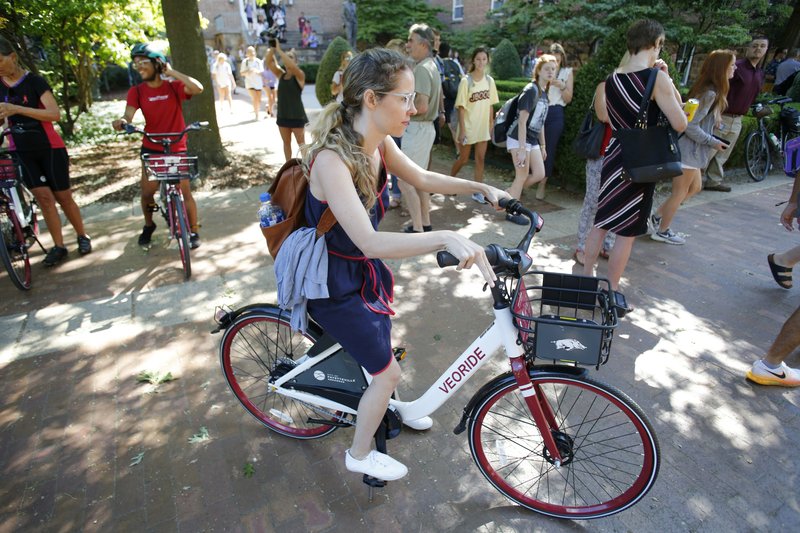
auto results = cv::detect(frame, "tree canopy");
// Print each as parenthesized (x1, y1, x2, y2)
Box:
(356, 0, 444, 46)
(0, 0, 163, 136)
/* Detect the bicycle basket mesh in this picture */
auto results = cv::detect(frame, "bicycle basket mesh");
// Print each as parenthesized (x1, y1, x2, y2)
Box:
(511, 271, 618, 367)
(142, 154, 199, 180)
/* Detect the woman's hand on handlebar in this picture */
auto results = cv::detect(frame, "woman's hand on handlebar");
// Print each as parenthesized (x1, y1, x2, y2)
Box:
(442, 232, 497, 287)
(481, 186, 512, 211)
(111, 118, 127, 132)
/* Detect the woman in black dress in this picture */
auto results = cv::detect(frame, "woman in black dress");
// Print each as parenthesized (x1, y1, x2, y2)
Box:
(582, 20, 687, 292)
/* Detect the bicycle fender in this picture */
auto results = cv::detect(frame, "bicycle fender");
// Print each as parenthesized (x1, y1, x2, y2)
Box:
(453, 365, 587, 435)
(211, 303, 323, 336)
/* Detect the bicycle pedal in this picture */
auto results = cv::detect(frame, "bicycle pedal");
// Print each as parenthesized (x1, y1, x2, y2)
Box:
(393, 347, 406, 362)
(363, 474, 386, 492)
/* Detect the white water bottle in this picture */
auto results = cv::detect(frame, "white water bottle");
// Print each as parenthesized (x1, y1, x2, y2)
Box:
(258, 192, 284, 228)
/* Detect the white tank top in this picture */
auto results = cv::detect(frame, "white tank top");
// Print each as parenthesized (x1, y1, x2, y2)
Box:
(547, 67, 572, 107)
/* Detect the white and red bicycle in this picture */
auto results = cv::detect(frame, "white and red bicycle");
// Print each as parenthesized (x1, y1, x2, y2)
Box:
(213, 200, 659, 520)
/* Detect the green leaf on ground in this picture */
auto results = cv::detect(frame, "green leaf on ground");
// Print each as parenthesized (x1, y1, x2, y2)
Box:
(243, 463, 255, 478)
(136, 370, 177, 385)
(188, 426, 210, 444)
(433, 334, 442, 341)
(130, 452, 145, 466)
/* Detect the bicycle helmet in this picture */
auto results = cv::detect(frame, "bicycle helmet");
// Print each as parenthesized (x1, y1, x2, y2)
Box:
(130, 43, 166, 63)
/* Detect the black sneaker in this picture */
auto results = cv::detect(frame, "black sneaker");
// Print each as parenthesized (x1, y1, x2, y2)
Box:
(43, 246, 68, 267)
(190, 232, 201, 249)
(138, 224, 157, 246)
(77, 235, 92, 255)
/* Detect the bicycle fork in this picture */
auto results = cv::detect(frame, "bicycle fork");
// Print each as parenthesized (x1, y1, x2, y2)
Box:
(509, 357, 565, 466)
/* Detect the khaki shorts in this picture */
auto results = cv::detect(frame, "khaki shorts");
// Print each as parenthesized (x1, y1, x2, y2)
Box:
(401, 121, 436, 168)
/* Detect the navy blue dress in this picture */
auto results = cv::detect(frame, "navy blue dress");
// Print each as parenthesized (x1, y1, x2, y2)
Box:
(305, 151, 394, 375)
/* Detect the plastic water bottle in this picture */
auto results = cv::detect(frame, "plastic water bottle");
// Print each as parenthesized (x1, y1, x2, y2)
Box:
(257, 192, 284, 228)
(768, 133, 780, 150)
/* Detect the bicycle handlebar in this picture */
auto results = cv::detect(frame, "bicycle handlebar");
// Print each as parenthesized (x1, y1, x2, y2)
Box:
(436, 199, 543, 277)
(120, 121, 209, 147)
(0, 125, 27, 144)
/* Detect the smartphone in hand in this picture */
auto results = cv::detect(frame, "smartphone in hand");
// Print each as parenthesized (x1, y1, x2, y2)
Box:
(712, 134, 730, 149)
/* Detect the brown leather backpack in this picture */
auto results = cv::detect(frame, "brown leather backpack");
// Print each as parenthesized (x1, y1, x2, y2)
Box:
(261, 158, 337, 259)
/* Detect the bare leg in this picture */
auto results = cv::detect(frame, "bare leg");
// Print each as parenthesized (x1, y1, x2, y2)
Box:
(506, 148, 531, 199)
(278, 126, 293, 161)
(765, 305, 800, 366)
(605, 236, 635, 290)
(450, 143, 472, 177)
(291, 127, 305, 155)
(349, 359, 401, 458)
(179, 181, 199, 229)
(582, 226, 607, 278)
(773, 245, 800, 268)
(473, 141, 487, 183)
(30, 187, 62, 247)
(655, 169, 699, 231)
(52, 189, 86, 236)
(140, 169, 160, 226)
(419, 190, 431, 227)
(397, 179, 423, 231)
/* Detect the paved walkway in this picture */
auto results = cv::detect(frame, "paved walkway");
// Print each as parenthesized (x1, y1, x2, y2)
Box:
(1, 88, 799, 531)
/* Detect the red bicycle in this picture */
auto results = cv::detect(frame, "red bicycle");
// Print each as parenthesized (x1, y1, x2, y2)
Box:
(122, 121, 207, 279)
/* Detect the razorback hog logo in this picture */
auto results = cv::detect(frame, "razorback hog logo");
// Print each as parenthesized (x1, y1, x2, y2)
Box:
(552, 339, 587, 351)
(437, 347, 486, 394)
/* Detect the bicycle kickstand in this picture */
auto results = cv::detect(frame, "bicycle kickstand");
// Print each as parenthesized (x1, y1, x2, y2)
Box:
(363, 420, 388, 502)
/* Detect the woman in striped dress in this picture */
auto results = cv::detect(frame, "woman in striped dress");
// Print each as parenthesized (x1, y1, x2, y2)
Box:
(582, 19, 687, 292)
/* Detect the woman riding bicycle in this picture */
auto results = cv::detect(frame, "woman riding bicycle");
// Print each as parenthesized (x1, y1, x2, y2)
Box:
(301, 48, 509, 480)
(0, 35, 92, 267)
(111, 43, 204, 249)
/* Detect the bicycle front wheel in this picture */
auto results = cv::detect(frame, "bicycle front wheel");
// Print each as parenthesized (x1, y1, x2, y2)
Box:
(0, 208, 32, 290)
(171, 192, 191, 279)
(469, 372, 659, 519)
(745, 130, 770, 182)
(219, 309, 341, 439)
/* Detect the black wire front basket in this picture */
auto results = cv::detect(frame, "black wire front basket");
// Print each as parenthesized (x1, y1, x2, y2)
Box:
(510, 271, 619, 368)
(142, 153, 199, 181)
(0, 152, 21, 189)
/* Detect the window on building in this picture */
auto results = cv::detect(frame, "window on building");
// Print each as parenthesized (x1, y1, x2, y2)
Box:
(491, 0, 505, 10)
(453, 0, 464, 21)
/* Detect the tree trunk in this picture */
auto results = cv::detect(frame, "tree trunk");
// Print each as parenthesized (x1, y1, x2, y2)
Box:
(778, 2, 800, 51)
(161, 0, 228, 170)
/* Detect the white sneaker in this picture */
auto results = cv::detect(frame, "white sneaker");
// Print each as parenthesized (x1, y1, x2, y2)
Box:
(650, 228, 685, 245)
(746, 360, 800, 387)
(345, 449, 408, 480)
(403, 416, 433, 431)
(472, 192, 487, 204)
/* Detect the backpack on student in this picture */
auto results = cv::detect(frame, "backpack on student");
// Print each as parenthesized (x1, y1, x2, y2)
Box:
(492, 93, 520, 148)
(441, 58, 462, 100)
(261, 158, 337, 259)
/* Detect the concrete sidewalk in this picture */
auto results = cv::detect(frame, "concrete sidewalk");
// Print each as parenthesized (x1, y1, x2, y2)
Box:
(1, 89, 799, 531)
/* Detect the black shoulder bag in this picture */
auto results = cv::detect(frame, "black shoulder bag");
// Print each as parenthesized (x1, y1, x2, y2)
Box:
(614, 68, 682, 183)
(572, 93, 606, 160)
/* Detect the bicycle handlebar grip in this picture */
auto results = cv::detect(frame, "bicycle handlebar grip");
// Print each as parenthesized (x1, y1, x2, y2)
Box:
(436, 245, 499, 268)
(122, 123, 137, 134)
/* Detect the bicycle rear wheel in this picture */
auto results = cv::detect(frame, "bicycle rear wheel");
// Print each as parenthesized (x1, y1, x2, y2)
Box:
(0, 208, 32, 290)
(745, 130, 770, 182)
(171, 192, 191, 279)
(219, 309, 341, 439)
(469, 372, 659, 519)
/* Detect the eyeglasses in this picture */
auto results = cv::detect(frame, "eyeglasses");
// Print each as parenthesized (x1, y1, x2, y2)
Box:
(377, 91, 416, 110)
(132, 59, 152, 67)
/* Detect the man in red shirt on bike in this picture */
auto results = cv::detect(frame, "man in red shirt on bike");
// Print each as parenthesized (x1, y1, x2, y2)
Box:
(112, 44, 204, 248)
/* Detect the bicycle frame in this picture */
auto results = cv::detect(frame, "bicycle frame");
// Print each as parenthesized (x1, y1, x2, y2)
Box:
(267, 294, 569, 464)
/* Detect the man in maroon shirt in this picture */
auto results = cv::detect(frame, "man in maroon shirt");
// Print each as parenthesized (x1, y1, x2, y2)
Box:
(112, 44, 204, 247)
(703, 37, 768, 192)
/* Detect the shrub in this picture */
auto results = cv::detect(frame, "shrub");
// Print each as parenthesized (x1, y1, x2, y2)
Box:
(491, 39, 522, 80)
(299, 62, 319, 85)
(316, 37, 352, 105)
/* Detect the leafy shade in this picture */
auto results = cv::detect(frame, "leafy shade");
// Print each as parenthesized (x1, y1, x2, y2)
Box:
(0, 0, 163, 137)
(492, 39, 522, 80)
(356, 0, 444, 47)
(316, 37, 353, 106)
